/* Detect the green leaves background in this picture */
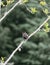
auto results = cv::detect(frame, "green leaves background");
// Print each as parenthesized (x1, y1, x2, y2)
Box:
(0, 0, 50, 65)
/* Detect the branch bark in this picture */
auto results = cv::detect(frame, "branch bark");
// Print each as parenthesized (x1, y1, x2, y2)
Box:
(0, 0, 21, 22)
(3, 16, 50, 65)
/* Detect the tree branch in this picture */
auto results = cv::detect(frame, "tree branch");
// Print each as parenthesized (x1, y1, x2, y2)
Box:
(0, 0, 21, 23)
(3, 16, 50, 65)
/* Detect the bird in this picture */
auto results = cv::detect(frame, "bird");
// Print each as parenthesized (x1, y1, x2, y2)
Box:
(22, 32, 28, 39)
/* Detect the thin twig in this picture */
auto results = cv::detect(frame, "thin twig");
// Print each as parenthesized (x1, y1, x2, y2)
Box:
(0, 0, 21, 22)
(3, 16, 50, 65)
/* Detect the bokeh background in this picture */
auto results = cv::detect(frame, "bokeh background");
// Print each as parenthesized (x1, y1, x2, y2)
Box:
(0, 0, 50, 65)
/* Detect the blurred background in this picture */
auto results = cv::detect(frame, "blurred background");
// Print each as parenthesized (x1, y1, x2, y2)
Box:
(0, 0, 50, 65)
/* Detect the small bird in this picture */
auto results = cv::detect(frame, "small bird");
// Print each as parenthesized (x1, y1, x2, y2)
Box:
(22, 32, 28, 39)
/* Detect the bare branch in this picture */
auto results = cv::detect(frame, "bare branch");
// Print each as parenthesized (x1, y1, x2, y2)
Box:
(3, 16, 50, 65)
(0, 0, 21, 22)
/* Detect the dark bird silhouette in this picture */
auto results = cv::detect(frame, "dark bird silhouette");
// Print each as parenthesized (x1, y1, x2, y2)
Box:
(22, 32, 28, 39)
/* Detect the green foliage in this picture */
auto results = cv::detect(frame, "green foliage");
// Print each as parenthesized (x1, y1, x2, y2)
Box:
(0, 0, 50, 65)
